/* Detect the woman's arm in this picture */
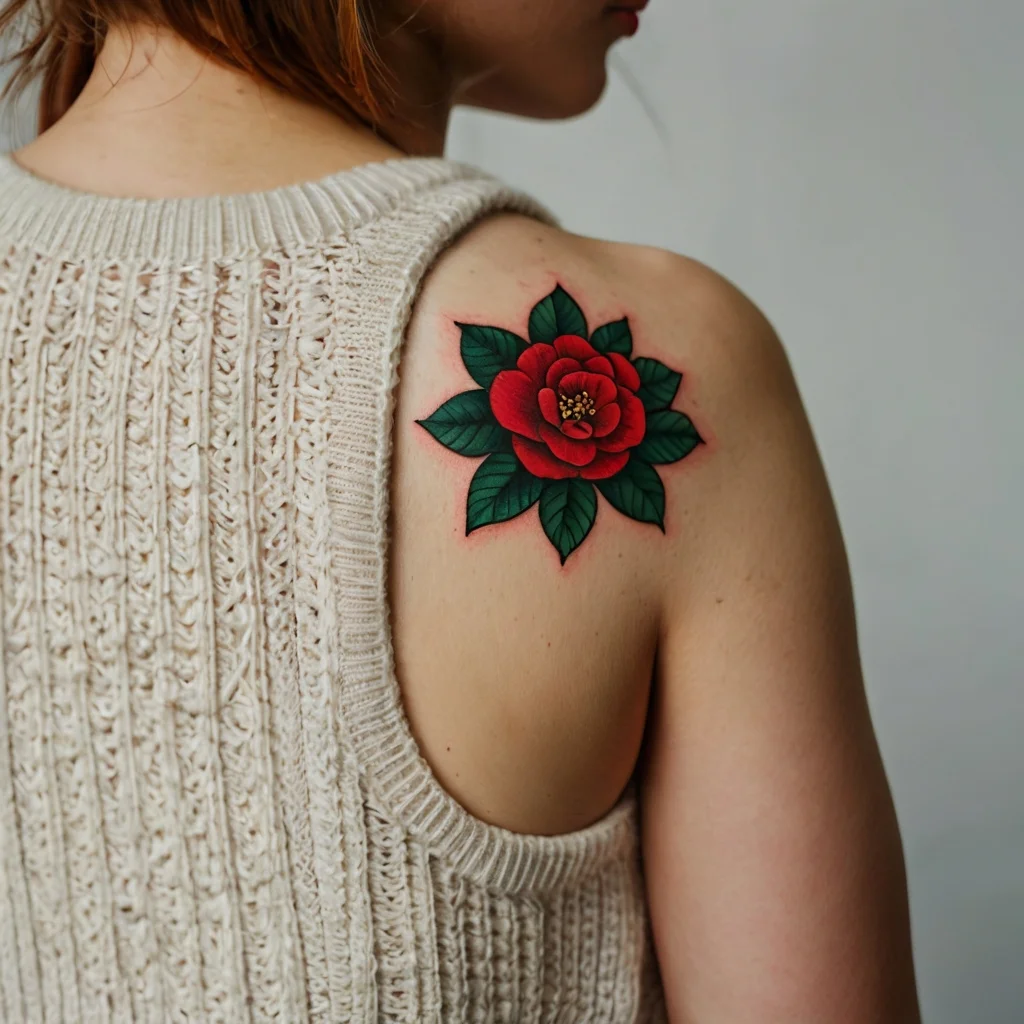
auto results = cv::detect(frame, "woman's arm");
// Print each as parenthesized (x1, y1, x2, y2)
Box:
(638, 260, 921, 1023)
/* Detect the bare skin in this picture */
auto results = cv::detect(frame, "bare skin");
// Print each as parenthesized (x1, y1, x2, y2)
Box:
(13, 15, 921, 1023)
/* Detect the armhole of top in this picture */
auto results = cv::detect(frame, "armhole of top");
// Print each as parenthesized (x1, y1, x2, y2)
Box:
(325, 174, 639, 898)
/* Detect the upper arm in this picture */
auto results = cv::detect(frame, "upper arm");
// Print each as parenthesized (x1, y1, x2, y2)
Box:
(638, 259, 921, 1022)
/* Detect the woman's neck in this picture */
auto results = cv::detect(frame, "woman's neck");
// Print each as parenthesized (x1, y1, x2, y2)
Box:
(14, 23, 454, 199)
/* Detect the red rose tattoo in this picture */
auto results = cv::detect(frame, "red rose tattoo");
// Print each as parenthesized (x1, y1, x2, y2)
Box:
(417, 285, 703, 563)
(489, 335, 646, 481)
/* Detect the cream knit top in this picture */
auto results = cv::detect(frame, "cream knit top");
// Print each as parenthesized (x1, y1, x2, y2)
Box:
(0, 153, 667, 1023)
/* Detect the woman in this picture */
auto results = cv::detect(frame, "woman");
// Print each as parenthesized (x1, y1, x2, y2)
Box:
(0, 2, 921, 1021)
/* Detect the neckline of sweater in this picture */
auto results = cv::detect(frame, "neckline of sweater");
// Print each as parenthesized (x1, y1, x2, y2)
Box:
(0, 152, 485, 262)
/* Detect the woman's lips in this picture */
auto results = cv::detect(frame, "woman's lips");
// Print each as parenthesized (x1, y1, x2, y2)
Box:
(605, 1, 648, 36)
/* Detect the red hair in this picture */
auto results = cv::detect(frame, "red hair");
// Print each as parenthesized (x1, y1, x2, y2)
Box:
(0, 0, 390, 132)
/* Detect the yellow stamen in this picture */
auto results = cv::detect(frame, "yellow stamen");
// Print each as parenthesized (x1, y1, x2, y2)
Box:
(558, 387, 598, 422)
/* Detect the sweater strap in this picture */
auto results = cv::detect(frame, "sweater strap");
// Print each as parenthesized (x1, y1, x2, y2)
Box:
(325, 173, 640, 896)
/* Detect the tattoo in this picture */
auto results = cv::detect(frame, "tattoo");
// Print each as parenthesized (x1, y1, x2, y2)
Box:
(416, 284, 703, 564)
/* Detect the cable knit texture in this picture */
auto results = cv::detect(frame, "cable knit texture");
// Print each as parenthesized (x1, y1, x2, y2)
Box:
(0, 152, 667, 1023)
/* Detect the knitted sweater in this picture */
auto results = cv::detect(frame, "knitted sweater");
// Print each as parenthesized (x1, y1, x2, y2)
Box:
(0, 152, 667, 1023)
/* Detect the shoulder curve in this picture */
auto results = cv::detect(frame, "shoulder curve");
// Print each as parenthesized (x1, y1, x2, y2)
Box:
(592, 240, 794, 387)
(427, 216, 791, 376)
(402, 209, 824, 602)
(415, 216, 805, 437)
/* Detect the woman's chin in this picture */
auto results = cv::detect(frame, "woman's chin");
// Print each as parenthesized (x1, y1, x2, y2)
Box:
(460, 67, 610, 122)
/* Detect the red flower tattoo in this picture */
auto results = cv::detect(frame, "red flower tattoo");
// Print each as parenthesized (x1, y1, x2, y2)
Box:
(489, 334, 647, 481)
(417, 285, 704, 563)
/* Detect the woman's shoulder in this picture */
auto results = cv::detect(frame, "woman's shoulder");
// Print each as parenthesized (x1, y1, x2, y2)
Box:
(401, 204, 838, 701)
(410, 209, 810, 571)
(420, 210, 795, 407)
(388, 206, 826, 838)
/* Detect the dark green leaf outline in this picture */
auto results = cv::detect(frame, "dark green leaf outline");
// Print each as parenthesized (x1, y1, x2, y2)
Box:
(632, 356, 682, 411)
(590, 318, 633, 357)
(416, 390, 512, 457)
(457, 322, 528, 388)
(595, 458, 666, 531)
(466, 453, 544, 534)
(633, 409, 703, 465)
(539, 478, 598, 564)
(528, 285, 588, 343)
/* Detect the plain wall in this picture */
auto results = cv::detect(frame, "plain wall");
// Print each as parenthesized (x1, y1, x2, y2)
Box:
(2, 2, 1021, 1020)
(448, 2, 1023, 1021)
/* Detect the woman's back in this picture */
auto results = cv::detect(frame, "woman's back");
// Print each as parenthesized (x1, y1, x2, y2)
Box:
(0, 150, 674, 1021)
(0, 10, 920, 1024)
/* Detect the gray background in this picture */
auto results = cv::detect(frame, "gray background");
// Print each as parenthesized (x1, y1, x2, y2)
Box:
(451, 3, 1024, 1021)
(3, 2, 1022, 1020)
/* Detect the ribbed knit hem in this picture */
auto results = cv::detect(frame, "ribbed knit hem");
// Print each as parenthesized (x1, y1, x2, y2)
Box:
(0, 152, 487, 261)
(326, 173, 640, 898)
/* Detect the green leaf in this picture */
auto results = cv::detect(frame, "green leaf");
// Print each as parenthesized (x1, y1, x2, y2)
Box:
(528, 285, 588, 343)
(632, 357, 682, 411)
(634, 410, 703, 465)
(596, 458, 666, 530)
(466, 453, 544, 534)
(590, 318, 632, 357)
(416, 390, 511, 457)
(539, 479, 598, 564)
(458, 323, 528, 388)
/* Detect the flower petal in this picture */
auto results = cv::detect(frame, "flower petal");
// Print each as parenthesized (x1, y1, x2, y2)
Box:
(583, 355, 614, 377)
(579, 449, 630, 480)
(545, 357, 582, 389)
(517, 342, 559, 383)
(512, 435, 578, 479)
(560, 418, 594, 439)
(489, 369, 542, 440)
(608, 352, 641, 392)
(539, 422, 597, 467)
(537, 387, 562, 427)
(591, 402, 621, 437)
(596, 387, 646, 452)
(557, 371, 617, 408)
(554, 335, 601, 362)
(592, 374, 619, 407)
